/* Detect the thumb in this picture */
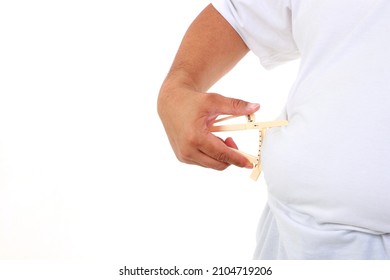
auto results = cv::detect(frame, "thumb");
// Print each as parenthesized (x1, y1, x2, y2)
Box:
(212, 94, 260, 116)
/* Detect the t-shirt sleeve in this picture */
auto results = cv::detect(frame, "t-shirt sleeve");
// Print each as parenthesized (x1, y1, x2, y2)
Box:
(211, 0, 300, 69)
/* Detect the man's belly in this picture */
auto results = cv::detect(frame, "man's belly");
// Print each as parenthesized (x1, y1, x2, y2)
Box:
(261, 107, 390, 234)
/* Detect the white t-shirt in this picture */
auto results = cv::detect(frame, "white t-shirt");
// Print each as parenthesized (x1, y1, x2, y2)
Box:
(212, 0, 390, 259)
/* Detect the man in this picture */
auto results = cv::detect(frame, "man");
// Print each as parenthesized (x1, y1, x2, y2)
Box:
(158, 1, 390, 259)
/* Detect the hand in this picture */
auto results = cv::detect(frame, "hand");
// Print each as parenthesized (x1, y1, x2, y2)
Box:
(158, 85, 260, 170)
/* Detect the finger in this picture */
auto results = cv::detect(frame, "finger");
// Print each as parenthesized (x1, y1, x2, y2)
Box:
(175, 144, 230, 170)
(224, 137, 238, 149)
(199, 133, 253, 168)
(215, 136, 238, 149)
(194, 151, 230, 170)
(206, 93, 260, 117)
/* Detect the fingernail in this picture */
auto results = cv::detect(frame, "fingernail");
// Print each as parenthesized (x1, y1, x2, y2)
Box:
(246, 103, 260, 111)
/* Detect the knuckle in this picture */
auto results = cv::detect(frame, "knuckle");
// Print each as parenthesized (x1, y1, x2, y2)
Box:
(216, 151, 229, 163)
(176, 152, 188, 163)
(231, 98, 244, 111)
(203, 92, 220, 106)
(175, 132, 201, 164)
(177, 147, 193, 163)
(204, 92, 217, 101)
(186, 131, 200, 147)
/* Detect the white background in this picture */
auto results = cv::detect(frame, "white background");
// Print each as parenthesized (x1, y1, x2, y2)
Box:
(0, 0, 298, 261)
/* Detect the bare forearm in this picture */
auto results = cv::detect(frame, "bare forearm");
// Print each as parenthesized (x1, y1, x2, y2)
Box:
(162, 4, 249, 93)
